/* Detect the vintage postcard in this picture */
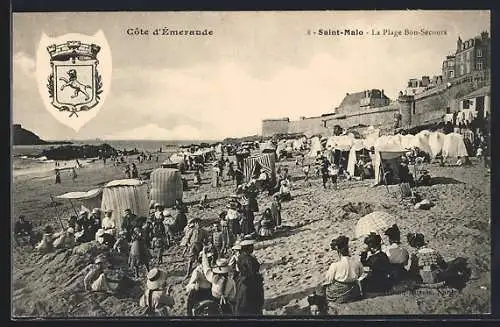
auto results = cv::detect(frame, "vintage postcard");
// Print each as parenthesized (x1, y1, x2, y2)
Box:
(11, 11, 491, 318)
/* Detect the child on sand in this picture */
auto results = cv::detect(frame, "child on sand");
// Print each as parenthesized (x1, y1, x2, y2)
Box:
(113, 231, 129, 256)
(129, 228, 151, 278)
(151, 236, 165, 265)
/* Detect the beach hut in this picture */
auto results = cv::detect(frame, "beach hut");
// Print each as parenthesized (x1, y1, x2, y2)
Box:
(243, 153, 276, 183)
(101, 179, 149, 230)
(428, 131, 446, 158)
(442, 133, 469, 159)
(373, 136, 408, 186)
(149, 168, 183, 208)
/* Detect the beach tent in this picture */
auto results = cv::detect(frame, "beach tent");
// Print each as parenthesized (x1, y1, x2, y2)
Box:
(215, 143, 223, 154)
(101, 179, 149, 230)
(150, 168, 183, 208)
(260, 142, 276, 154)
(373, 136, 408, 185)
(347, 140, 372, 176)
(307, 137, 323, 157)
(442, 133, 469, 159)
(428, 132, 446, 158)
(400, 134, 415, 151)
(54, 188, 103, 216)
(413, 132, 432, 154)
(243, 153, 276, 183)
(326, 134, 356, 152)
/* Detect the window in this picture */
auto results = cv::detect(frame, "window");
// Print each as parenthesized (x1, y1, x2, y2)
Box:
(448, 61, 454, 67)
(463, 100, 470, 109)
(477, 49, 483, 57)
(466, 51, 471, 60)
(449, 70, 454, 78)
(466, 63, 471, 74)
(460, 65, 465, 75)
(413, 103, 416, 115)
(476, 62, 483, 70)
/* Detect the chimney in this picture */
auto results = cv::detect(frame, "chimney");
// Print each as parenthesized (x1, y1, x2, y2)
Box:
(457, 36, 462, 52)
(381, 89, 384, 98)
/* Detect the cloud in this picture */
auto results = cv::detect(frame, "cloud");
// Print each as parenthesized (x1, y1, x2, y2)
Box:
(104, 123, 204, 140)
(13, 52, 36, 75)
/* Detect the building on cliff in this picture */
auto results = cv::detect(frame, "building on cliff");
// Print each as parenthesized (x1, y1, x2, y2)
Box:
(442, 31, 490, 83)
(261, 31, 491, 138)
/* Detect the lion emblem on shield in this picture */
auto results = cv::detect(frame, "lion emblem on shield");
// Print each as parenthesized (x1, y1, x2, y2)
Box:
(59, 69, 92, 100)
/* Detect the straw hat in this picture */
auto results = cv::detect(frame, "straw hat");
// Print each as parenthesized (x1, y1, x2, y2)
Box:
(240, 239, 256, 246)
(146, 268, 168, 290)
(212, 258, 231, 274)
(154, 203, 161, 208)
(67, 227, 75, 234)
(92, 208, 101, 214)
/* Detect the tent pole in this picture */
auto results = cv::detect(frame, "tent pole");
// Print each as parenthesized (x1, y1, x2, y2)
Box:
(50, 195, 65, 230)
(69, 199, 79, 217)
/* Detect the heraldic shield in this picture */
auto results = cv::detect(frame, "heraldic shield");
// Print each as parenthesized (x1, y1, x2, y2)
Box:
(36, 31, 112, 131)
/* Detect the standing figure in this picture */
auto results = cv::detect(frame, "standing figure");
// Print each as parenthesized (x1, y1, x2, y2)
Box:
(55, 170, 61, 184)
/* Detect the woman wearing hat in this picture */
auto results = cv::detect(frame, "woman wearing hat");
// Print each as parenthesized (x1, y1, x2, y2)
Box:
(321, 236, 363, 304)
(234, 239, 264, 316)
(382, 224, 410, 283)
(35, 225, 55, 254)
(84, 256, 111, 292)
(101, 210, 116, 235)
(183, 218, 208, 280)
(186, 251, 214, 316)
(360, 232, 393, 293)
(226, 202, 241, 239)
(139, 268, 175, 317)
(257, 209, 274, 239)
(219, 211, 233, 255)
(407, 233, 447, 284)
(201, 248, 236, 315)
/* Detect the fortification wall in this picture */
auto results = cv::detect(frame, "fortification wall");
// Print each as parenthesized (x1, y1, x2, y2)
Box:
(325, 104, 399, 130)
(288, 117, 329, 137)
(261, 119, 290, 138)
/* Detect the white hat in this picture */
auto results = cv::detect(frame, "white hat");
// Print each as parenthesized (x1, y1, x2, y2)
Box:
(79, 210, 88, 215)
(212, 258, 231, 274)
(240, 239, 256, 246)
(67, 227, 75, 234)
(162, 209, 171, 217)
(154, 203, 161, 208)
(92, 208, 100, 214)
(232, 242, 242, 250)
(146, 268, 168, 290)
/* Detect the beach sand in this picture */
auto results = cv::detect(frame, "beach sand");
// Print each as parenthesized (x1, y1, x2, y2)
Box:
(11, 152, 491, 317)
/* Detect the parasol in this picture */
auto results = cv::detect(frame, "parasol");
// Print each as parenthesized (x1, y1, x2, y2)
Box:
(354, 211, 396, 238)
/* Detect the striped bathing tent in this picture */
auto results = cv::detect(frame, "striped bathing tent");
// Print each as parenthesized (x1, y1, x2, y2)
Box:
(243, 153, 276, 183)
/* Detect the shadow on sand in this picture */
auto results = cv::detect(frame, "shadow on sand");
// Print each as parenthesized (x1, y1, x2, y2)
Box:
(264, 286, 318, 311)
(430, 177, 464, 186)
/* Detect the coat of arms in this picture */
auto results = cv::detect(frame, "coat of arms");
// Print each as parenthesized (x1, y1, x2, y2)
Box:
(46, 41, 103, 117)
(36, 31, 112, 131)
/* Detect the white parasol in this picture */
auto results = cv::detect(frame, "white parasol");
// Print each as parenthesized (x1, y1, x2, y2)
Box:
(354, 211, 397, 238)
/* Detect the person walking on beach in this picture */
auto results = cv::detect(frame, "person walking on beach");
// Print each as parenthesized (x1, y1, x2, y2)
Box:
(55, 169, 61, 184)
(125, 165, 131, 179)
(72, 168, 78, 183)
(132, 163, 139, 179)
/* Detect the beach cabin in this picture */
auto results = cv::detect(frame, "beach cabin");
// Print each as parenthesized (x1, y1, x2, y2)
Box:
(101, 179, 149, 230)
(149, 168, 183, 208)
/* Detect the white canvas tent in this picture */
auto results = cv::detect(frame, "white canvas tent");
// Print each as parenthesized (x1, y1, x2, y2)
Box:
(442, 133, 469, 159)
(101, 179, 149, 230)
(326, 134, 356, 151)
(373, 136, 408, 185)
(428, 131, 446, 158)
(347, 140, 372, 176)
(54, 188, 103, 221)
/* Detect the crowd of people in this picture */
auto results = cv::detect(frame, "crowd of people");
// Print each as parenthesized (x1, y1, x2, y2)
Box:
(14, 132, 484, 317)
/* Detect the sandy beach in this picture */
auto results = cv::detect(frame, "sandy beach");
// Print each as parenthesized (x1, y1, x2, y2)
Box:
(11, 150, 491, 317)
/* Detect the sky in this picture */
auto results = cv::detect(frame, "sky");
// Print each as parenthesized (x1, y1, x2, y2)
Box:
(12, 11, 490, 141)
